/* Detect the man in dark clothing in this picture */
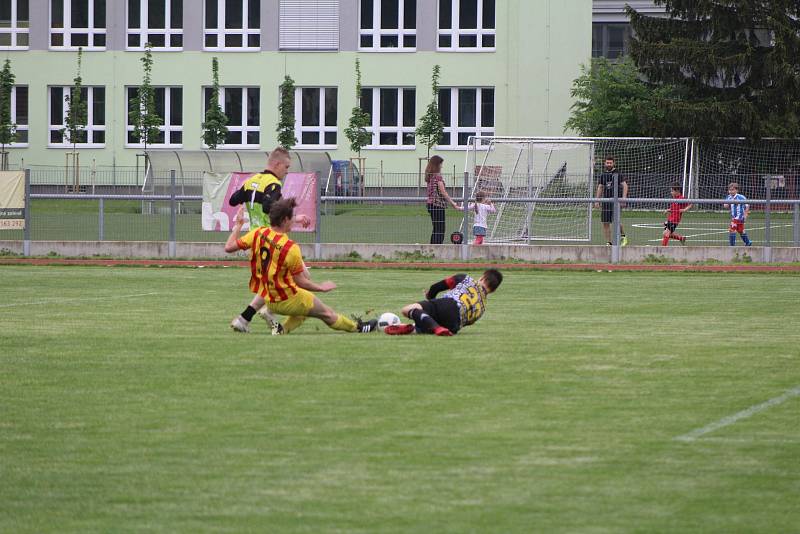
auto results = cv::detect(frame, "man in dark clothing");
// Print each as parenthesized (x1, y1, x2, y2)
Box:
(594, 156, 629, 246)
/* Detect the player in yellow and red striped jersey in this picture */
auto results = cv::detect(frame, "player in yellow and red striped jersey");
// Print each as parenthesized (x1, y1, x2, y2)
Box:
(224, 198, 378, 335)
(227, 147, 311, 333)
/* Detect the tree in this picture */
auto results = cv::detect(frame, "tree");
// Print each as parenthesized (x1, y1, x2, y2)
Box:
(627, 1, 800, 139)
(0, 59, 16, 169)
(128, 42, 163, 153)
(343, 58, 372, 159)
(276, 75, 297, 149)
(565, 56, 675, 137)
(415, 64, 445, 159)
(202, 57, 228, 149)
(62, 48, 87, 153)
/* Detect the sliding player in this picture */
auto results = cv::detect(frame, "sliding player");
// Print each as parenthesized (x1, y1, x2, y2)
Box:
(384, 269, 503, 336)
(225, 199, 377, 335)
(228, 147, 310, 333)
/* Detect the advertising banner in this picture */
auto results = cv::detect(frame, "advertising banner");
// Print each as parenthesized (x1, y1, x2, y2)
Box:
(201, 171, 317, 232)
(0, 171, 25, 230)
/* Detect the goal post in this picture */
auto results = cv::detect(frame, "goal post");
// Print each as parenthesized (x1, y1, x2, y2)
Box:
(462, 136, 693, 244)
(463, 137, 596, 242)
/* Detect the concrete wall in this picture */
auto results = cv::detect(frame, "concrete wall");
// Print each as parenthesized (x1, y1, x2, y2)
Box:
(2, 241, 798, 264)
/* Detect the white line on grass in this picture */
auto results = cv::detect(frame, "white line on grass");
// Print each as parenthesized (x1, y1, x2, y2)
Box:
(632, 223, 794, 243)
(0, 292, 159, 308)
(674, 386, 800, 442)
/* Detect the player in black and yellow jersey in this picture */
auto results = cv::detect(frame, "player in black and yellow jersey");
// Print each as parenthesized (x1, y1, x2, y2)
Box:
(384, 270, 503, 336)
(228, 147, 308, 228)
(225, 198, 378, 335)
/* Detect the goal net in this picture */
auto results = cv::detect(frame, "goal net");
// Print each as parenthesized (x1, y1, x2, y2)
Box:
(464, 137, 595, 242)
(463, 137, 693, 243)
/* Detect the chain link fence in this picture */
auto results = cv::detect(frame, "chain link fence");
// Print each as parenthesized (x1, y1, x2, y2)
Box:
(5, 139, 800, 252)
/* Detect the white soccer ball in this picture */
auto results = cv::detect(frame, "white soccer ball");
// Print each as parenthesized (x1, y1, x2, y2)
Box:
(377, 312, 401, 331)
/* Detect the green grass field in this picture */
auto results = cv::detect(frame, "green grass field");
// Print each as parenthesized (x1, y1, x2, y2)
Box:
(1, 266, 799, 532)
(4, 199, 797, 246)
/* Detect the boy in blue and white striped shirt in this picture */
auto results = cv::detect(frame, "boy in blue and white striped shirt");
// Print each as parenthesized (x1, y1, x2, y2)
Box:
(724, 182, 752, 246)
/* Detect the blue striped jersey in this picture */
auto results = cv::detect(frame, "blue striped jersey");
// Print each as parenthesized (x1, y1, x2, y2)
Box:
(726, 193, 749, 220)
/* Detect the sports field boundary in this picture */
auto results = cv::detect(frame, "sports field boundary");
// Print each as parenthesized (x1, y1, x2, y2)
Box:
(2, 257, 800, 272)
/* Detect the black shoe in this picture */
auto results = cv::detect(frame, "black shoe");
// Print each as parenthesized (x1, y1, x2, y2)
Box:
(357, 319, 378, 333)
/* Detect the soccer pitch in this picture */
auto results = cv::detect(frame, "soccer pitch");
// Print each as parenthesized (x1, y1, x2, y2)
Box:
(1, 266, 799, 532)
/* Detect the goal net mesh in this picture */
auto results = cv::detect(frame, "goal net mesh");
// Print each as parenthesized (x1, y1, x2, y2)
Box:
(465, 138, 593, 242)
(465, 137, 693, 243)
(465, 138, 594, 242)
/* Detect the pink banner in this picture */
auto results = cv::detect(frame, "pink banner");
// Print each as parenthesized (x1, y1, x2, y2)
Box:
(282, 172, 318, 232)
(202, 171, 316, 232)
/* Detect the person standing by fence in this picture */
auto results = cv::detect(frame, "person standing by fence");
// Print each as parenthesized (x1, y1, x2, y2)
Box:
(425, 155, 458, 244)
(594, 156, 629, 246)
(724, 182, 752, 246)
(455, 190, 496, 245)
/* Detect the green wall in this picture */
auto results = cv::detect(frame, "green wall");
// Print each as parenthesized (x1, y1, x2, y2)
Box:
(5, 0, 591, 173)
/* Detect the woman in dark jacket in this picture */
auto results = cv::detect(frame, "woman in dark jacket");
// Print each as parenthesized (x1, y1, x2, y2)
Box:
(425, 155, 457, 244)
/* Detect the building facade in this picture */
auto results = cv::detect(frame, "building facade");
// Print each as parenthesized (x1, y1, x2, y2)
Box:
(1, 0, 591, 171)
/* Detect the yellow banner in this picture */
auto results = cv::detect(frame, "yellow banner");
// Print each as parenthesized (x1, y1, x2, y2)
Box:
(0, 171, 25, 230)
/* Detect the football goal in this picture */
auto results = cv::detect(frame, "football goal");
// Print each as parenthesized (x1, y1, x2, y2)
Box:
(462, 137, 595, 242)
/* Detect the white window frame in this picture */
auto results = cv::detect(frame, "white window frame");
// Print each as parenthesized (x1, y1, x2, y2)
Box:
(359, 0, 416, 52)
(363, 87, 416, 150)
(202, 86, 260, 149)
(48, 85, 106, 147)
(50, 0, 107, 50)
(438, 0, 495, 52)
(8, 86, 29, 147)
(437, 87, 494, 149)
(203, 0, 260, 51)
(125, 86, 183, 148)
(0, 0, 30, 50)
(126, 0, 183, 50)
(294, 86, 337, 150)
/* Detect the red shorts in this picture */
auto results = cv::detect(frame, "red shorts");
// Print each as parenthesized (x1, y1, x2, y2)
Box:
(729, 219, 745, 233)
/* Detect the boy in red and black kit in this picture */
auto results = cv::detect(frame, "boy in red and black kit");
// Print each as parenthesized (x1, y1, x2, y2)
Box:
(662, 183, 692, 246)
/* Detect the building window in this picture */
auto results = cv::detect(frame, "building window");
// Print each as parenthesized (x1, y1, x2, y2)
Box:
(438, 0, 495, 50)
(0, 0, 29, 49)
(359, 0, 416, 51)
(295, 87, 337, 149)
(279, 0, 339, 51)
(48, 86, 106, 146)
(204, 0, 259, 50)
(592, 23, 631, 59)
(50, 0, 107, 49)
(437, 87, 494, 147)
(203, 86, 259, 148)
(127, 0, 183, 50)
(126, 86, 183, 147)
(360, 87, 415, 149)
(7, 86, 28, 145)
